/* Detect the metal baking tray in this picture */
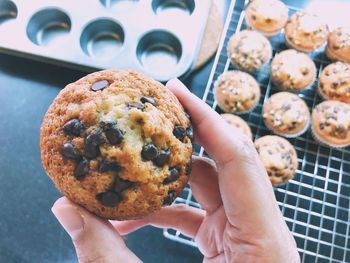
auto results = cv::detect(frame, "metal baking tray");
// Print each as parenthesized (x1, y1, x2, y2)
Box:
(0, 0, 211, 82)
(164, 1, 350, 262)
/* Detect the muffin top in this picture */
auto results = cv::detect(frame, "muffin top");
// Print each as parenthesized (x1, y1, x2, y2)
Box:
(245, 0, 289, 37)
(318, 62, 350, 103)
(221, 113, 253, 139)
(214, 70, 261, 113)
(270, 49, 316, 91)
(40, 69, 193, 220)
(263, 92, 310, 136)
(255, 135, 298, 186)
(311, 100, 350, 147)
(284, 11, 329, 52)
(327, 27, 350, 63)
(227, 30, 272, 72)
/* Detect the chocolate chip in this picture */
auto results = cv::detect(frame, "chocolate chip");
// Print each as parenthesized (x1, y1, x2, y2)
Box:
(63, 119, 84, 136)
(91, 80, 109, 91)
(163, 190, 176, 205)
(265, 18, 272, 23)
(185, 160, 192, 176)
(99, 158, 122, 173)
(86, 128, 105, 146)
(97, 191, 121, 207)
(332, 82, 339, 88)
(114, 177, 133, 192)
(251, 14, 257, 20)
(173, 125, 186, 141)
(75, 158, 89, 179)
(61, 143, 81, 160)
(275, 173, 284, 177)
(319, 123, 326, 130)
(163, 168, 180, 184)
(84, 141, 100, 159)
(154, 149, 171, 167)
(140, 96, 156, 106)
(141, 144, 158, 161)
(128, 101, 144, 110)
(104, 126, 124, 145)
(186, 127, 194, 141)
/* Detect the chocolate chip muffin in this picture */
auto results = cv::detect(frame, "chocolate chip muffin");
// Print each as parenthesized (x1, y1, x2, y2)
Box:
(326, 27, 350, 63)
(227, 30, 272, 72)
(311, 100, 350, 148)
(221, 113, 253, 140)
(255, 135, 298, 186)
(40, 69, 193, 220)
(270, 49, 317, 92)
(214, 70, 261, 114)
(263, 92, 310, 137)
(284, 11, 329, 52)
(245, 0, 289, 37)
(318, 62, 350, 104)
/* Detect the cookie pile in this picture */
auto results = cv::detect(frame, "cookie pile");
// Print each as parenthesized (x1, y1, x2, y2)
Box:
(216, 0, 350, 186)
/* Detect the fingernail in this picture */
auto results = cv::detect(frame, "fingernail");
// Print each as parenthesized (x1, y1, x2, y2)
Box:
(52, 204, 84, 238)
(167, 78, 184, 88)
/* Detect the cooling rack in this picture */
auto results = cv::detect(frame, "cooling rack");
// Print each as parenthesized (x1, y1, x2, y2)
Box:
(164, 1, 350, 262)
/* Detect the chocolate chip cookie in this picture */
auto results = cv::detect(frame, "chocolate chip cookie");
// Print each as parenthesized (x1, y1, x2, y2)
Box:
(40, 69, 193, 220)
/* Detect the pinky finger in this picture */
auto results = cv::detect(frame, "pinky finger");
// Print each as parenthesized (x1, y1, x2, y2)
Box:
(111, 204, 205, 238)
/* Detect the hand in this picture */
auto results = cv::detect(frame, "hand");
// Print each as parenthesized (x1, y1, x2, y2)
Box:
(52, 79, 300, 263)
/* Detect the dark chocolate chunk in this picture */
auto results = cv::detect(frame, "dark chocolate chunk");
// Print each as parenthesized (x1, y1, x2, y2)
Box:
(154, 149, 171, 167)
(163, 168, 180, 184)
(61, 143, 81, 160)
(140, 96, 156, 106)
(91, 80, 109, 91)
(86, 128, 105, 146)
(105, 126, 124, 145)
(114, 177, 133, 192)
(163, 190, 176, 205)
(186, 127, 194, 141)
(75, 158, 89, 179)
(141, 144, 158, 161)
(319, 123, 326, 130)
(173, 125, 186, 141)
(128, 101, 145, 110)
(84, 141, 100, 159)
(185, 159, 192, 176)
(63, 119, 85, 136)
(99, 158, 122, 173)
(97, 191, 121, 207)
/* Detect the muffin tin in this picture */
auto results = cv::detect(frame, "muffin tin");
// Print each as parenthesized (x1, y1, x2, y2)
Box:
(0, 0, 211, 81)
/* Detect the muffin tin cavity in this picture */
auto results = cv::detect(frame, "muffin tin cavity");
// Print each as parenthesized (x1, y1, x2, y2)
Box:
(152, 0, 195, 16)
(99, 0, 139, 12)
(26, 8, 71, 46)
(137, 30, 182, 79)
(80, 19, 124, 60)
(0, 0, 17, 24)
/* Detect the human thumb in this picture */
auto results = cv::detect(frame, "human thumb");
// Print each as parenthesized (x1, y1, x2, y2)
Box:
(52, 197, 142, 263)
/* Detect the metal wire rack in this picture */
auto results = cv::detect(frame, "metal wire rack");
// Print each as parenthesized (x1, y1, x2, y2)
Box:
(164, 1, 350, 262)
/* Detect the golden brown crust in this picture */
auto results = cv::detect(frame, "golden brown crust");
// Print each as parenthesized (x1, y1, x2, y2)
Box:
(227, 30, 272, 72)
(270, 49, 316, 92)
(220, 113, 253, 139)
(245, 0, 288, 37)
(318, 62, 350, 103)
(311, 100, 350, 148)
(326, 27, 350, 63)
(214, 70, 261, 113)
(255, 135, 298, 186)
(40, 69, 193, 220)
(263, 92, 310, 137)
(284, 11, 329, 52)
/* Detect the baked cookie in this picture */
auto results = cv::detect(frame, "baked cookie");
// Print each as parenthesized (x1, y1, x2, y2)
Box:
(255, 135, 298, 186)
(326, 27, 350, 63)
(311, 100, 350, 148)
(284, 11, 329, 52)
(227, 30, 272, 72)
(263, 92, 310, 137)
(245, 0, 288, 37)
(214, 70, 261, 114)
(318, 62, 350, 103)
(270, 49, 317, 92)
(40, 69, 193, 220)
(221, 113, 253, 139)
